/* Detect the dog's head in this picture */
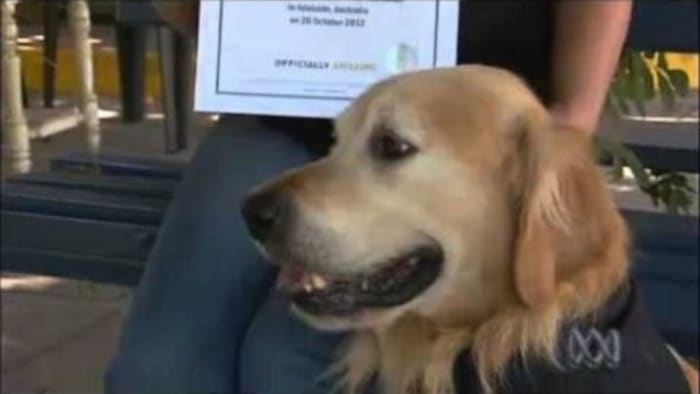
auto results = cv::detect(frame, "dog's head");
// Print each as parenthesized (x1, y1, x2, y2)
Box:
(241, 65, 628, 334)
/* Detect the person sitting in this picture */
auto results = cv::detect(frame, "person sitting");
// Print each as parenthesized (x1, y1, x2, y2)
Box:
(105, 1, 632, 393)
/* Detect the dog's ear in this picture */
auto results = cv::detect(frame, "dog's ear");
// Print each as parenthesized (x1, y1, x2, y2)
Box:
(510, 110, 627, 309)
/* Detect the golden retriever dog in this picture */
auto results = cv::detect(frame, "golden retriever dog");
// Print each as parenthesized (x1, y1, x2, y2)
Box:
(241, 65, 698, 394)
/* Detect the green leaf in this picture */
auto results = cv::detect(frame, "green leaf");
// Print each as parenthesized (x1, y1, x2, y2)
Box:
(595, 137, 652, 189)
(605, 91, 621, 117)
(617, 54, 636, 100)
(612, 155, 624, 181)
(633, 52, 656, 100)
(603, 51, 698, 216)
(668, 69, 691, 97)
(617, 96, 631, 115)
(618, 72, 634, 99)
(644, 170, 697, 215)
(658, 73, 676, 112)
(658, 52, 670, 71)
(628, 53, 643, 98)
(609, 81, 631, 115)
(619, 51, 655, 115)
(632, 98, 647, 117)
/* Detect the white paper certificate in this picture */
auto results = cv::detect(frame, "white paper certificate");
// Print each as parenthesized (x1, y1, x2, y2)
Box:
(195, 0, 459, 118)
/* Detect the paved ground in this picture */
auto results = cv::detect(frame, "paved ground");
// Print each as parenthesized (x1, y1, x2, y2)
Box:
(0, 91, 213, 393)
(2, 275, 129, 393)
(1, 64, 213, 394)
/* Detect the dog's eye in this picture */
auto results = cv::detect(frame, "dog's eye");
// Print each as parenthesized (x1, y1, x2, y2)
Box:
(371, 132, 417, 161)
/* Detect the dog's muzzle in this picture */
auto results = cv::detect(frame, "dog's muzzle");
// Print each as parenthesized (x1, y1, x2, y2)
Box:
(241, 190, 444, 316)
(282, 244, 443, 316)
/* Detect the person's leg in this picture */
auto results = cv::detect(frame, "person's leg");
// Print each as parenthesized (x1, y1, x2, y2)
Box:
(105, 115, 313, 393)
(239, 289, 349, 394)
(240, 290, 382, 394)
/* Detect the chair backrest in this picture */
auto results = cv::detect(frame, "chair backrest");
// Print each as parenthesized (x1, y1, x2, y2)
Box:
(626, 0, 698, 53)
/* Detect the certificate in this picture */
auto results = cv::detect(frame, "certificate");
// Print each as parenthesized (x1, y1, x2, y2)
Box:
(195, 0, 459, 118)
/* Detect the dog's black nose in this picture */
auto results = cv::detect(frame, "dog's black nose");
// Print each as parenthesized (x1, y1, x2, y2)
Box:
(241, 191, 290, 242)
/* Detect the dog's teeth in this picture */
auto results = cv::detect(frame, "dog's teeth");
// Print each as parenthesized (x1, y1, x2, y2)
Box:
(361, 279, 369, 291)
(407, 257, 419, 266)
(298, 273, 314, 292)
(310, 274, 327, 289)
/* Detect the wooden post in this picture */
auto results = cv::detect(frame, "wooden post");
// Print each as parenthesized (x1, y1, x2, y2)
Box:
(2, 0, 31, 173)
(67, 0, 100, 155)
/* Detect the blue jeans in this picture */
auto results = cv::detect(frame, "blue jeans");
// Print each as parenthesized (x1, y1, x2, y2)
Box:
(105, 115, 347, 394)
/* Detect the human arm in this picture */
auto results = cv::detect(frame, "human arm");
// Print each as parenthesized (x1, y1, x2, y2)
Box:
(147, 0, 632, 136)
(549, 0, 633, 135)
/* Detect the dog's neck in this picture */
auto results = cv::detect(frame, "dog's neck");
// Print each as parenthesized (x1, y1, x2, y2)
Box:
(453, 280, 634, 393)
(338, 275, 630, 394)
(330, 313, 467, 394)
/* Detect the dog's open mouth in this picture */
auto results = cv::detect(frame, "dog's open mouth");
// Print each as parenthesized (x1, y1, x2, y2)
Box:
(276, 245, 444, 316)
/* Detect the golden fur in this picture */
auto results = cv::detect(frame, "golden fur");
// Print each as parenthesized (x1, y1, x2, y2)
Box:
(252, 65, 697, 394)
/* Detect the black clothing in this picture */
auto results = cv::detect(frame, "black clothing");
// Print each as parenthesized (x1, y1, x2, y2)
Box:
(452, 281, 690, 394)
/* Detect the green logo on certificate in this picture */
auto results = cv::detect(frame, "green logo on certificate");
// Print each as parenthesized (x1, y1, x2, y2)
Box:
(387, 43, 419, 74)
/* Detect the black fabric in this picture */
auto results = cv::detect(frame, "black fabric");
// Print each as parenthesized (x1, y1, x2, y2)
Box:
(452, 280, 691, 394)
(458, 0, 553, 103)
(247, 1, 555, 158)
